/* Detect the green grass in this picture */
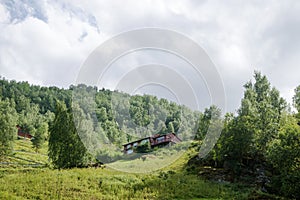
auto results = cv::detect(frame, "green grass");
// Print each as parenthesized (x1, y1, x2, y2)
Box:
(0, 139, 48, 168)
(108, 151, 185, 173)
(0, 168, 251, 199)
(0, 140, 253, 199)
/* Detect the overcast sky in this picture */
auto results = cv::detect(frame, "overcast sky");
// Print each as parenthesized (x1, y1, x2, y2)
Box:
(0, 0, 299, 112)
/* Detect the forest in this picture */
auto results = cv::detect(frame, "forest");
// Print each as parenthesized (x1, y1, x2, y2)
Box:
(0, 71, 299, 199)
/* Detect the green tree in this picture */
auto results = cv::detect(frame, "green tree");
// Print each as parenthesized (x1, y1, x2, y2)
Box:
(218, 113, 256, 172)
(216, 72, 286, 170)
(72, 102, 100, 155)
(17, 103, 41, 139)
(48, 101, 89, 168)
(239, 72, 285, 153)
(293, 85, 300, 113)
(31, 122, 48, 152)
(0, 99, 17, 157)
(195, 105, 221, 140)
(167, 122, 175, 133)
(266, 115, 300, 198)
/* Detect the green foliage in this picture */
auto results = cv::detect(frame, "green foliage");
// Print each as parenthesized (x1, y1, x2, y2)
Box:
(48, 101, 89, 168)
(216, 72, 286, 168)
(0, 167, 252, 199)
(2, 139, 48, 168)
(195, 105, 221, 140)
(217, 114, 255, 170)
(293, 85, 300, 113)
(0, 78, 56, 155)
(135, 140, 151, 153)
(266, 115, 300, 198)
(267, 116, 299, 172)
(250, 72, 286, 152)
(0, 78, 71, 114)
(167, 122, 175, 133)
(192, 72, 296, 199)
(95, 147, 123, 163)
(0, 78, 201, 165)
(1, 74, 299, 199)
(31, 122, 48, 152)
(0, 99, 17, 157)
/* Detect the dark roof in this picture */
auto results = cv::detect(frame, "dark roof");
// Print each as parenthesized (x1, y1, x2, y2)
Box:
(122, 133, 181, 147)
(122, 137, 150, 147)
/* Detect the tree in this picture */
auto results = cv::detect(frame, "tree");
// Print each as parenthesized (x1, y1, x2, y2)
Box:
(293, 85, 300, 113)
(17, 103, 41, 140)
(167, 122, 175, 133)
(0, 99, 17, 157)
(266, 115, 300, 198)
(219, 113, 256, 171)
(238, 72, 286, 153)
(48, 101, 89, 168)
(195, 105, 221, 140)
(215, 72, 286, 171)
(32, 122, 48, 152)
(72, 102, 100, 155)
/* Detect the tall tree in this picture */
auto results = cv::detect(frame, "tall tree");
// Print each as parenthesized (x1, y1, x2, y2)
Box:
(195, 105, 221, 140)
(48, 101, 88, 168)
(0, 99, 17, 157)
(32, 122, 48, 152)
(217, 72, 286, 168)
(241, 72, 286, 152)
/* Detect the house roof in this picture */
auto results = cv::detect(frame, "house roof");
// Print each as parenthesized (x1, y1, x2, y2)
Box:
(122, 133, 181, 147)
(122, 137, 151, 147)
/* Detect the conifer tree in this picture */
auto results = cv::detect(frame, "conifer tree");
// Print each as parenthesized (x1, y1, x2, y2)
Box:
(48, 101, 88, 168)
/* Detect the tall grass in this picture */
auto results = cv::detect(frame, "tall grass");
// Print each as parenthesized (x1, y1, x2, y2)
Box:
(0, 139, 252, 199)
(0, 168, 250, 199)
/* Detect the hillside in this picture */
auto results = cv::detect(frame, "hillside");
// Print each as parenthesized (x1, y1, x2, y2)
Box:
(0, 74, 299, 199)
(0, 138, 256, 200)
(0, 138, 286, 199)
(0, 139, 48, 168)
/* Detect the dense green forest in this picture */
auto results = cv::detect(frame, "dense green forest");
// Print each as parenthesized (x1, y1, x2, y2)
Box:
(0, 72, 299, 199)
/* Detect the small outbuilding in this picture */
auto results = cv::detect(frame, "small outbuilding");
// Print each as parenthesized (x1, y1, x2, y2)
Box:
(16, 125, 33, 140)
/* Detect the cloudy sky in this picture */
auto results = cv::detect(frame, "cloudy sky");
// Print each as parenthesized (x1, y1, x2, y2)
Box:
(0, 0, 299, 112)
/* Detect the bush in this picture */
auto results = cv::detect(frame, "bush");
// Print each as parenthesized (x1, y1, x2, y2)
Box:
(135, 142, 151, 153)
(96, 149, 123, 163)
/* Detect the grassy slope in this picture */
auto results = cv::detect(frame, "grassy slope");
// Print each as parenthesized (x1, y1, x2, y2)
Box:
(0, 139, 48, 168)
(0, 140, 252, 200)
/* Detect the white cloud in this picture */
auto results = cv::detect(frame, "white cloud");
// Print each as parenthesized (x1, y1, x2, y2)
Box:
(0, 3, 9, 23)
(0, 0, 103, 87)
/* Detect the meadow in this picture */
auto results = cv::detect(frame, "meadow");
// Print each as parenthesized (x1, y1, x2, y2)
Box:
(0, 139, 256, 200)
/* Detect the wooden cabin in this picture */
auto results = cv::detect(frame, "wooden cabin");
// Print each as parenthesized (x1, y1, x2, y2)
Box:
(123, 133, 181, 154)
(16, 125, 33, 139)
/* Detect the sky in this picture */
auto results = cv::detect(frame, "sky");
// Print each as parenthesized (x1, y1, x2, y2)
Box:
(0, 0, 299, 113)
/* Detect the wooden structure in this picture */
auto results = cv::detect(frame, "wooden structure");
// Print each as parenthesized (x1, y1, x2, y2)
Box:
(122, 133, 181, 154)
(16, 125, 33, 139)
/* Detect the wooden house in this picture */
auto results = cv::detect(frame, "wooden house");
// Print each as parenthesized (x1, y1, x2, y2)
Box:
(122, 133, 181, 154)
(16, 125, 33, 139)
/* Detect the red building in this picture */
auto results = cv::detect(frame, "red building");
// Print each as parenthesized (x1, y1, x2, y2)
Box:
(123, 133, 181, 154)
(16, 125, 33, 139)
